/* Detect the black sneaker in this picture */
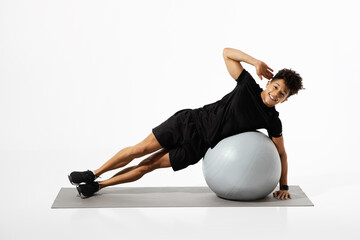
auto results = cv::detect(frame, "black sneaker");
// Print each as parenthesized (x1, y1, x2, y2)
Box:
(68, 170, 96, 185)
(76, 182, 100, 199)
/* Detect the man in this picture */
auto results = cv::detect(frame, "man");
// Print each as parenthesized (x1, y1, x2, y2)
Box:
(69, 47, 304, 200)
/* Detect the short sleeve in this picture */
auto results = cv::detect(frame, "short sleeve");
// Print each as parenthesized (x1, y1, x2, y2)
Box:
(235, 69, 249, 84)
(267, 115, 282, 138)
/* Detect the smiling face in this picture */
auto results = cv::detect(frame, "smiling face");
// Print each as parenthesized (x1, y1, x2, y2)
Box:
(260, 79, 290, 107)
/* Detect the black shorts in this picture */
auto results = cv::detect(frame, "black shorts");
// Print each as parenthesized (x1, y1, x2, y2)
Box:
(152, 109, 209, 171)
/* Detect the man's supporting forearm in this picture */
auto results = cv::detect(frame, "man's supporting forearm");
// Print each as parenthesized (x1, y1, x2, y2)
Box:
(279, 153, 288, 186)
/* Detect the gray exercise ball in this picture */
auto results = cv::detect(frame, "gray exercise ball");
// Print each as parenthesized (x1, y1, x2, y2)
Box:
(202, 131, 281, 201)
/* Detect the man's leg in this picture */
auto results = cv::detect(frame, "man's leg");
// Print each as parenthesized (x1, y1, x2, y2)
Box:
(93, 133, 162, 177)
(98, 148, 171, 189)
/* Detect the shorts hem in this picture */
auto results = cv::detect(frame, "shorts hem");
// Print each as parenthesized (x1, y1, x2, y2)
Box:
(152, 127, 167, 149)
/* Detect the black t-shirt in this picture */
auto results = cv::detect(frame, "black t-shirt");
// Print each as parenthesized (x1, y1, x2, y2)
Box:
(191, 69, 282, 148)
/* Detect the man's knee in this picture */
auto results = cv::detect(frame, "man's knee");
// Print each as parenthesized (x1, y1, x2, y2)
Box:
(130, 145, 147, 158)
(136, 150, 170, 175)
(137, 161, 156, 175)
(131, 133, 162, 157)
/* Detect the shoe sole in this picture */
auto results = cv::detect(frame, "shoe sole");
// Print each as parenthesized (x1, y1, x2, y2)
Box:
(76, 186, 88, 199)
(68, 175, 80, 186)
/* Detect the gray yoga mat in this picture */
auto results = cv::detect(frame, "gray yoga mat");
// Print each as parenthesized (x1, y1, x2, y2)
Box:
(51, 185, 313, 208)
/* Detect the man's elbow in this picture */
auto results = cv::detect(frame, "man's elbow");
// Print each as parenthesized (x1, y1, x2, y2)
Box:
(223, 48, 232, 58)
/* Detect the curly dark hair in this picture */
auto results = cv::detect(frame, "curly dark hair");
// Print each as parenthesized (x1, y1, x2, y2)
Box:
(271, 68, 304, 98)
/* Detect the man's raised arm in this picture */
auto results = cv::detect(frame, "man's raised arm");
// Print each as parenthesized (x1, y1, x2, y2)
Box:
(223, 48, 274, 81)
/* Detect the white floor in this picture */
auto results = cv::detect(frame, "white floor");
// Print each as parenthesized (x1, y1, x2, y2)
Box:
(1, 150, 359, 240)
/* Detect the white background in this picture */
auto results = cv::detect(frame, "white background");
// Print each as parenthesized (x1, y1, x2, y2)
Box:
(1, 0, 359, 239)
